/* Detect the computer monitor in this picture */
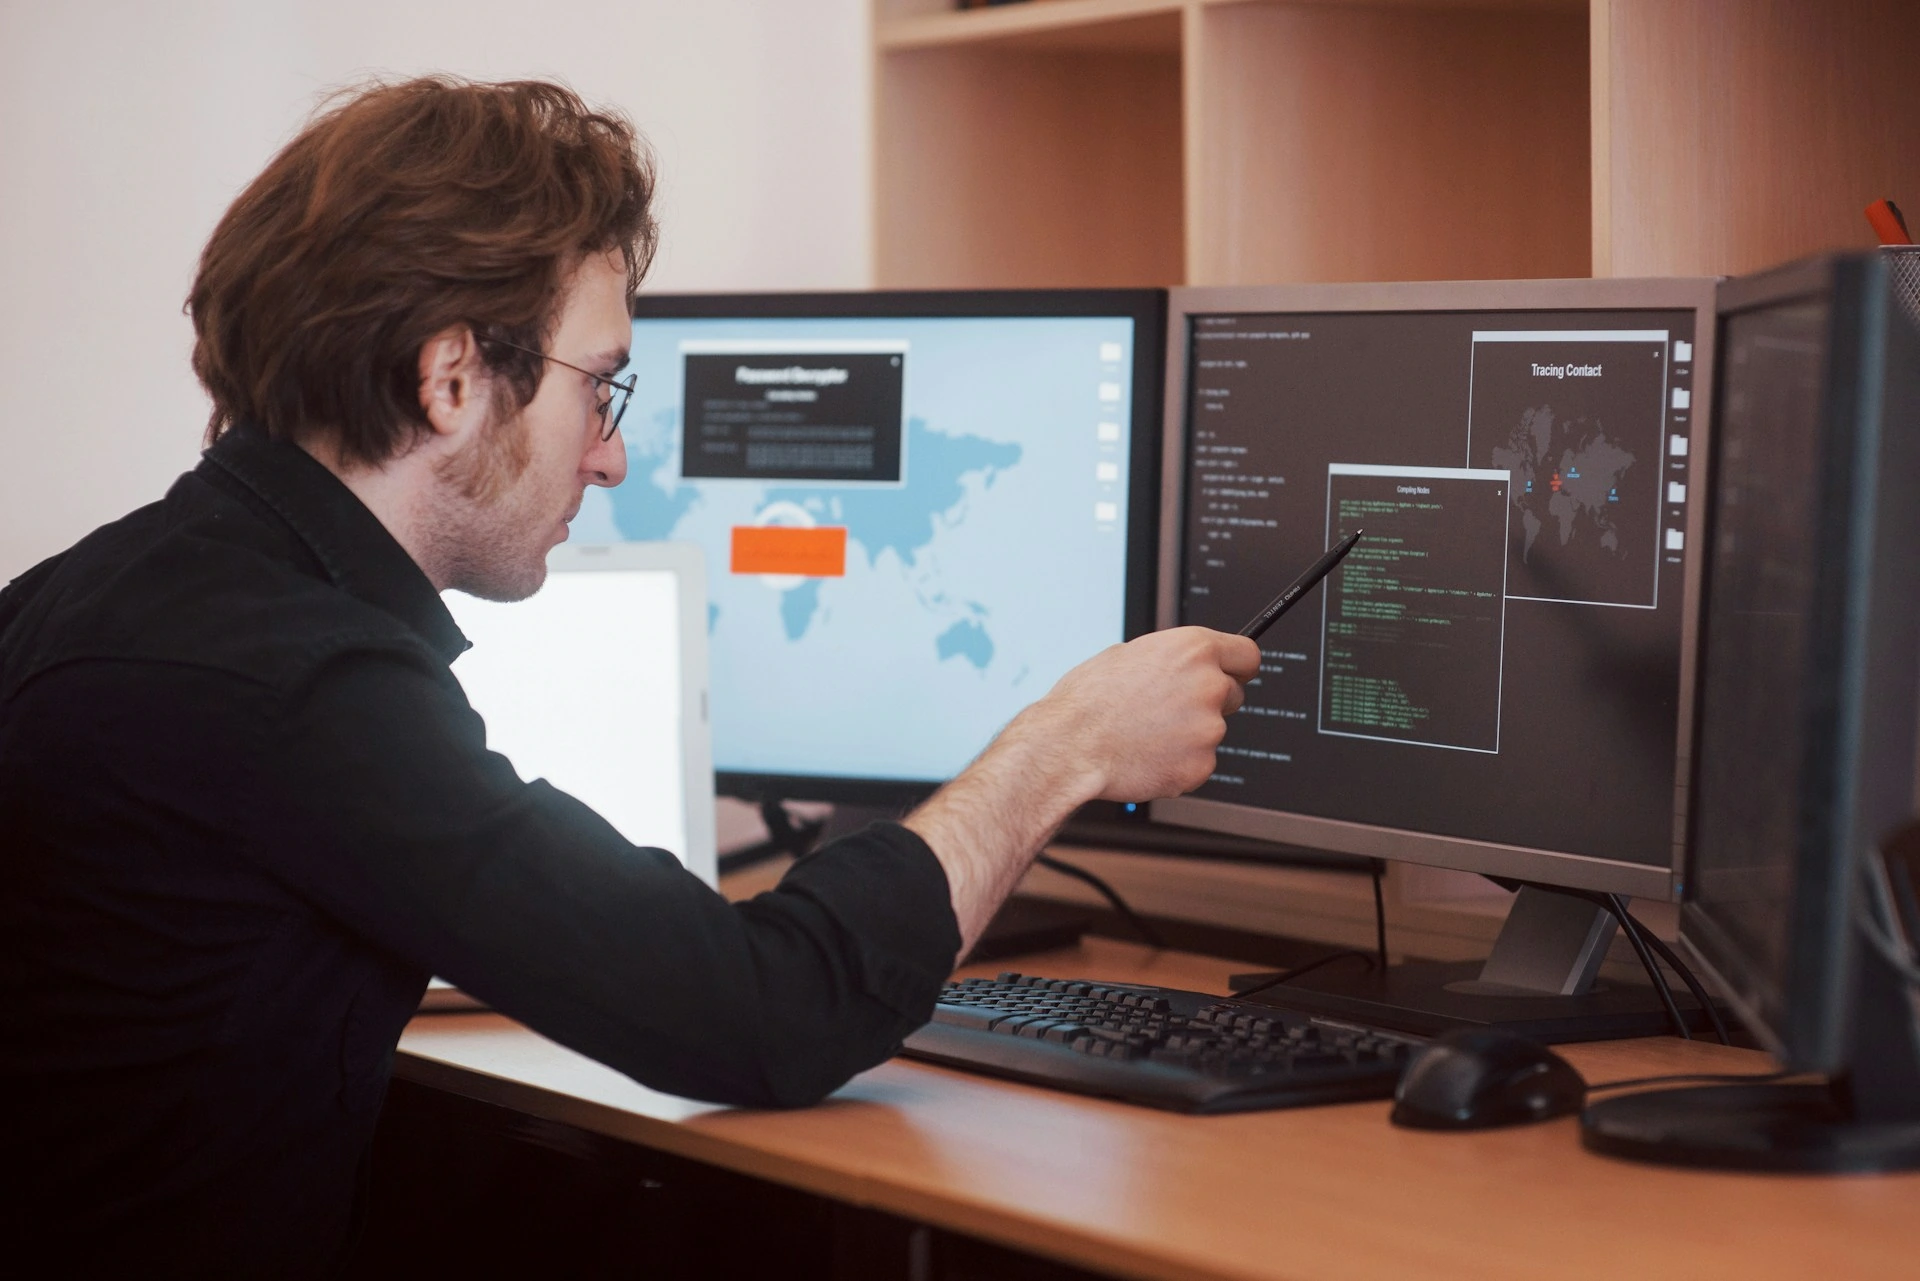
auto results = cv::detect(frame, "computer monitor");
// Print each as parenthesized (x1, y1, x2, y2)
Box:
(1583, 253, 1920, 1172)
(573, 290, 1164, 809)
(1150, 279, 1718, 1038)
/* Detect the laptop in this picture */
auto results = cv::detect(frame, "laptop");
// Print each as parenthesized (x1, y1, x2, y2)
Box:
(423, 541, 716, 1010)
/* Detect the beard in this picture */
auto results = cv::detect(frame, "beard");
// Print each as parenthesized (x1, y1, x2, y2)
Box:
(428, 399, 558, 603)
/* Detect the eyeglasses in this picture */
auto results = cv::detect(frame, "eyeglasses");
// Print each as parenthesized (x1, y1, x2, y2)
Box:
(485, 337, 636, 442)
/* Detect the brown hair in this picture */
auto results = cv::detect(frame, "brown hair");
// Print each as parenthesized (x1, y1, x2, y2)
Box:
(189, 76, 657, 467)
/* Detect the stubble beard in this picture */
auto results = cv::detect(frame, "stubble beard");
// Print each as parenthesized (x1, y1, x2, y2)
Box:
(430, 398, 550, 603)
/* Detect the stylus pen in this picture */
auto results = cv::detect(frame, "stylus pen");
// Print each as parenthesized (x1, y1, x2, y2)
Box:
(1236, 530, 1365, 641)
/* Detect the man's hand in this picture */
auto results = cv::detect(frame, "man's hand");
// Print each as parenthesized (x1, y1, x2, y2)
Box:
(1025, 627, 1261, 802)
(905, 627, 1261, 957)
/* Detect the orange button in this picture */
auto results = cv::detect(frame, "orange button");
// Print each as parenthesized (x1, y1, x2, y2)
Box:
(729, 525, 848, 577)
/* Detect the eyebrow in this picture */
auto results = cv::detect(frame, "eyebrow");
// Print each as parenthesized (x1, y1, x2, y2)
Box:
(582, 346, 630, 376)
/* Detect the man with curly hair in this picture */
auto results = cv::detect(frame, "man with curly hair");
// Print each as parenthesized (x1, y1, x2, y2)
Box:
(0, 77, 1257, 1274)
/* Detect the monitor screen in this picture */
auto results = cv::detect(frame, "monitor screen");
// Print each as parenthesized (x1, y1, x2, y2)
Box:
(1685, 294, 1830, 1028)
(1678, 254, 1920, 1068)
(570, 292, 1162, 797)
(1157, 289, 1708, 895)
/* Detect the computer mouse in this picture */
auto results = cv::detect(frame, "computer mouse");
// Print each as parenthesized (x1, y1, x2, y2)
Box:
(1389, 1028, 1587, 1130)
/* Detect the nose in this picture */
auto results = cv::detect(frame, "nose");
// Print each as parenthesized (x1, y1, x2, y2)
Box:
(583, 427, 628, 488)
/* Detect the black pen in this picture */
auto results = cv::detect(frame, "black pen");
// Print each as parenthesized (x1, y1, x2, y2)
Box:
(1236, 530, 1366, 640)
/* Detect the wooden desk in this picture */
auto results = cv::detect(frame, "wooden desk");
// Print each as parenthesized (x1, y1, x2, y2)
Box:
(397, 939, 1918, 1281)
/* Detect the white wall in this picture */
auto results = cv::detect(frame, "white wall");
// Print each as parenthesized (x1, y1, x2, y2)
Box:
(0, 0, 873, 580)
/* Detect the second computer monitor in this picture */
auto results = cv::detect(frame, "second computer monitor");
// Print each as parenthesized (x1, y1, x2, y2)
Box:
(1153, 280, 1716, 899)
(574, 290, 1165, 804)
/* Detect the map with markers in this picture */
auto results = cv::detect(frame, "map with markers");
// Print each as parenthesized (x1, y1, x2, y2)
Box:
(568, 314, 1136, 783)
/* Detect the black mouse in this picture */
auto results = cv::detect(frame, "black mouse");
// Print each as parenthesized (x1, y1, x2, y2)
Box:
(1389, 1028, 1587, 1130)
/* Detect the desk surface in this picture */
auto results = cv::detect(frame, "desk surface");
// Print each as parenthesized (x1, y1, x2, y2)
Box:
(399, 939, 1918, 1281)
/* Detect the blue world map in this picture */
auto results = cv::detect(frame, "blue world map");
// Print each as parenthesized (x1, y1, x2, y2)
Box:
(607, 410, 1022, 667)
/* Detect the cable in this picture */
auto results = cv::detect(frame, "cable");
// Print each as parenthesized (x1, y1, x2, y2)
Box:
(1035, 852, 1167, 950)
(1370, 861, 1388, 972)
(1602, 893, 1691, 1040)
(1624, 914, 1733, 1046)
(1587, 1069, 1794, 1093)
(1481, 878, 1730, 1044)
(1545, 884, 1691, 1041)
(1229, 951, 1375, 1003)
(1227, 866, 1390, 1003)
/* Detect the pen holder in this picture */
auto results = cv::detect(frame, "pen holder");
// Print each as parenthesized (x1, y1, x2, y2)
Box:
(1884, 245, 1920, 333)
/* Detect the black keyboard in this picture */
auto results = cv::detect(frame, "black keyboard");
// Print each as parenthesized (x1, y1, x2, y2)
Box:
(900, 972, 1426, 1114)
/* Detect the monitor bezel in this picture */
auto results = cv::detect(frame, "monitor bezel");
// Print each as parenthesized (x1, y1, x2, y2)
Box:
(1677, 253, 1916, 1070)
(627, 288, 1167, 808)
(1149, 277, 1720, 901)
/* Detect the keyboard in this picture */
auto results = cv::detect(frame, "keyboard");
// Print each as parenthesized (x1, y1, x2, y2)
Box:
(900, 972, 1426, 1114)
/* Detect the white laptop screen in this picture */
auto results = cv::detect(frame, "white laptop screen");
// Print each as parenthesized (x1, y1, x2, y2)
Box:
(445, 568, 692, 870)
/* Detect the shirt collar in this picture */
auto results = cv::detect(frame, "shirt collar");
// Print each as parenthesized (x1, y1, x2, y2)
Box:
(200, 426, 470, 664)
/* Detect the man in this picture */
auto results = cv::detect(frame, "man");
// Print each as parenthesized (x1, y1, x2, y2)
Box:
(0, 78, 1258, 1273)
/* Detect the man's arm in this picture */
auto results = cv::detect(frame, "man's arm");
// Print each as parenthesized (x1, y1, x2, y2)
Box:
(260, 648, 959, 1109)
(908, 627, 1260, 957)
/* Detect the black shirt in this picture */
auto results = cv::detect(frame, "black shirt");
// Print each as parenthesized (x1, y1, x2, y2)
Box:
(0, 428, 959, 1275)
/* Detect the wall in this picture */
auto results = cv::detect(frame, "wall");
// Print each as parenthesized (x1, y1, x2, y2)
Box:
(0, 0, 872, 581)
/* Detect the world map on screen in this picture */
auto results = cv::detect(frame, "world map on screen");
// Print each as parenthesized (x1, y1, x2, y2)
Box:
(567, 314, 1136, 784)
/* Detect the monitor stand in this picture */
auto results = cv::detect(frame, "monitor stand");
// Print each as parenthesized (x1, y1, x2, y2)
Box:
(714, 800, 828, 876)
(1581, 839, 1920, 1172)
(737, 802, 1095, 963)
(1243, 884, 1712, 1043)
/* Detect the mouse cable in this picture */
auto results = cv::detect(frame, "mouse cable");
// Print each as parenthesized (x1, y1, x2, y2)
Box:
(1034, 852, 1167, 950)
(1585, 1068, 1794, 1093)
(1228, 950, 1376, 1003)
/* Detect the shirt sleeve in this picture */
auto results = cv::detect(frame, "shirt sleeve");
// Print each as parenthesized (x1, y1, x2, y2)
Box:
(252, 646, 962, 1108)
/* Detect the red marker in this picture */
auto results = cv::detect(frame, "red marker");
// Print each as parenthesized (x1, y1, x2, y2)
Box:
(1866, 199, 1912, 246)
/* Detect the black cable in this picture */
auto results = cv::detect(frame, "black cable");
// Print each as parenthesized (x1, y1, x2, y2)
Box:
(1229, 950, 1375, 1003)
(1602, 892, 1691, 1040)
(1483, 878, 1727, 1044)
(1587, 1069, 1792, 1093)
(1543, 884, 1691, 1041)
(1035, 852, 1167, 950)
(1626, 915, 1733, 1046)
(1369, 861, 1388, 972)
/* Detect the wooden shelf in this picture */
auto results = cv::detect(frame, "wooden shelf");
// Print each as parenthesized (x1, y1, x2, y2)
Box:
(874, 18, 1184, 287)
(876, 0, 1919, 289)
(1188, 1, 1589, 284)
(1593, 0, 1920, 277)
(879, 0, 1183, 53)
(880, 0, 1586, 55)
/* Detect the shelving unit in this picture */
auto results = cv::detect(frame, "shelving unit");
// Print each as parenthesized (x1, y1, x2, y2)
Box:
(874, 0, 1920, 287)
(873, 0, 1920, 942)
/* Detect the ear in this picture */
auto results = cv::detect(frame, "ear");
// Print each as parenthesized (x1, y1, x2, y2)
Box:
(416, 326, 491, 441)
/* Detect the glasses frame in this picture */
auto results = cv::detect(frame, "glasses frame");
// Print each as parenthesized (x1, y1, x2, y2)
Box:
(485, 336, 636, 441)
